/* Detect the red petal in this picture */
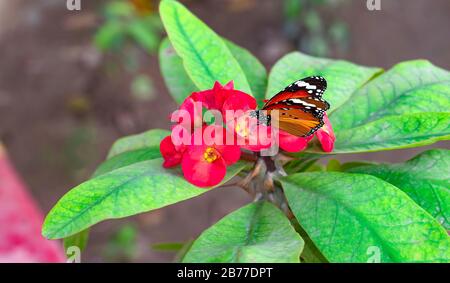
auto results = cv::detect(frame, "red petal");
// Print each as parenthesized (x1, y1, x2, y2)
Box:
(223, 81, 234, 90)
(160, 136, 183, 168)
(279, 130, 312, 153)
(189, 81, 254, 114)
(162, 158, 179, 168)
(160, 136, 175, 154)
(214, 144, 241, 165)
(316, 130, 334, 152)
(190, 124, 221, 145)
(226, 115, 272, 152)
(191, 82, 228, 110)
(242, 124, 273, 151)
(191, 89, 218, 110)
(316, 114, 335, 152)
(188, 124, 241, 165)
(171, 126, 191, 150)
(213, 81, 224, 91)
(181, 146, 227, 188)
(222, 91, 257, 113)
(173, 96, 203, 131)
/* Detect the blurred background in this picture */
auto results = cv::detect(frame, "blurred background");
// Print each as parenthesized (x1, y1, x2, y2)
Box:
(0, 0, 449, 262)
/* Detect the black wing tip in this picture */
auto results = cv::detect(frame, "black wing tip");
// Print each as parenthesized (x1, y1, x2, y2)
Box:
(302, 75, 327, 81)
(285, 75, 328, 93)
(324, 100, 331, 111)
(306, 75, 327, 89)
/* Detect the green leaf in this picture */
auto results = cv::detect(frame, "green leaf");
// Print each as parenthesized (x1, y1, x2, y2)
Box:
(283, 0, 302, 20)
(326, 159, 341, 171)
(104, 1, 134, 18)
(94, 147, 161, 177)
(104, 224, 138, 260)
(340, 161, 375, 171)
(348, 149, 450, 230)
(183, 202, 304, 263)
(159, 0, 252, 94)
(107, 128, 169, 158)
(224, 40, 267, 106)
(131, 74, 155, 101)
(267, 56, 450, 154)
(303, 163, 325, 172)
(159, 38, 198, 104)
(42, 159, 247, 239)
(332, 112, 450, 153)
(128, 19, 160, 53)
(284, 157, 320, 175)
(290, 221, 328, 263)
(281, 172, 450, 263)
(151, 242, 185, 252)
(159, 37, 267, 105)
(266, 51, 382, 112)
(93, 128, 169, 177)
(63, 229, 90, 252)
(331, 60, 450, 132)
(94, 21, 126, 51)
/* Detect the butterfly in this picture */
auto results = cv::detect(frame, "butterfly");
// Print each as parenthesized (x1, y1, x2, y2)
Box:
(250, 76, 330, 137)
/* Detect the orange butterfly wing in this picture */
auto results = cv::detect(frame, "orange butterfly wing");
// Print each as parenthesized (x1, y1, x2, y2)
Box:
(263, 76, 329, 137)
(266, 109, 323, 137)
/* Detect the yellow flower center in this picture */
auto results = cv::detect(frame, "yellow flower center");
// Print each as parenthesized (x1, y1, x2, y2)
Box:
(235, 121, 249, 137)
(203, 147, 220, 163)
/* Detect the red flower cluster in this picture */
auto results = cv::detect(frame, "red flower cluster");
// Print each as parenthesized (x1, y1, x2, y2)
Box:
(160, 82, 335, 187)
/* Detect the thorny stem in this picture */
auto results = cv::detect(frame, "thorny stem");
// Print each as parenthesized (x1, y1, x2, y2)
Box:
(240, 151, 258, 162)
(237, 153, 295, 220)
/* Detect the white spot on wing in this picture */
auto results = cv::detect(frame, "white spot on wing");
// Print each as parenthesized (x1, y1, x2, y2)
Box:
(288, 99, 318, 108)
(295, 81, 317, 90)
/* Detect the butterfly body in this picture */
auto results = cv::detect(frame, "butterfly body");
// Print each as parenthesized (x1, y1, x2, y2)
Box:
(252, 76, 330, 137)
